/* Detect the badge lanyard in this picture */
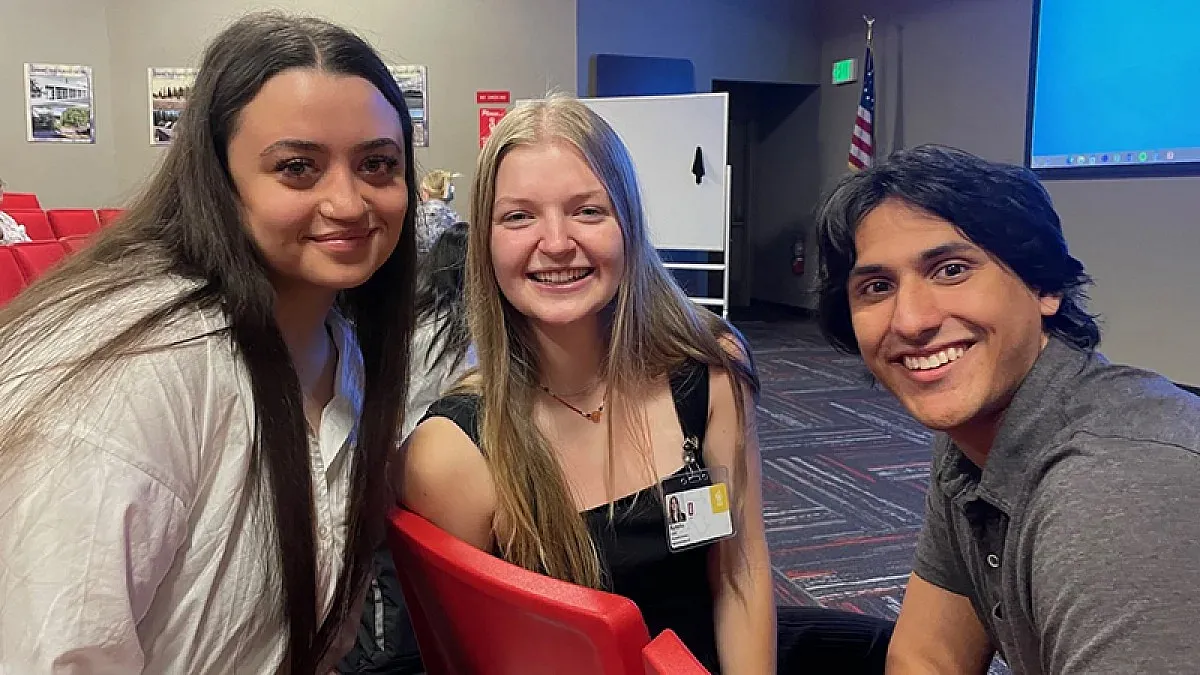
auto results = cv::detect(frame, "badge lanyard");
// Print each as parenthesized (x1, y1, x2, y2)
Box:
(661, 434, 735, 552)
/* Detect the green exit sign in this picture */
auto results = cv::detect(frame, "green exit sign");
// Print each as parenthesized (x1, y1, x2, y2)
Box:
(832, 58, 858, 85)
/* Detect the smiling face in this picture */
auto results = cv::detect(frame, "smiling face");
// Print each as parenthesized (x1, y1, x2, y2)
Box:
(225, 68, 407, 301)
(847, 198, 1061, 447)
(489, 139, 625, 330)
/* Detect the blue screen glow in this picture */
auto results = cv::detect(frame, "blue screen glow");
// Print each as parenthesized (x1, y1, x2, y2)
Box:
(1029, 0, 1200, 171)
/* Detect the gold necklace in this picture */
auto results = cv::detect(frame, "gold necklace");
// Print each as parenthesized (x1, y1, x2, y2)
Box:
(540, 385, 605, 423)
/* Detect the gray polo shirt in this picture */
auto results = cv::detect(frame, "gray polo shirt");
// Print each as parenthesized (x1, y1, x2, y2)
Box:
(915, 336, 1200, 674)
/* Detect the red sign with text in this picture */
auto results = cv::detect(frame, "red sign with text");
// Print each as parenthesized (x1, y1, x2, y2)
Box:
(476, 90, 511, 104)
(479, 107, 508, 148)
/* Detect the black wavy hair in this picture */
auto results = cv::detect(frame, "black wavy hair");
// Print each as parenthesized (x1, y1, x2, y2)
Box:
(815, 144, 1099, 354)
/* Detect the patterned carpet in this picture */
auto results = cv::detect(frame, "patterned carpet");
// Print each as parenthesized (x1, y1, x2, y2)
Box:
(737, 315, 1009, 674)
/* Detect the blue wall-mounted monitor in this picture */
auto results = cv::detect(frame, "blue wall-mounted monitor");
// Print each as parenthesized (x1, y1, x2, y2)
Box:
(1026, 0, 1200, 178)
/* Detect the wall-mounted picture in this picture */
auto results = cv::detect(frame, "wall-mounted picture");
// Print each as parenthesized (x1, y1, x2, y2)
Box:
(25, 63, 95, 143)
(148, 67, 197, 146)
(389, 64, 428, 147)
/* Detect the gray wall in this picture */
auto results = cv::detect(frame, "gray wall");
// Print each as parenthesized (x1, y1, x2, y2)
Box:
(817, 0, 1200, 384)
(576, 0, 817, 97)
(3, 0, 577, 218)
(0, 0, 119, 208)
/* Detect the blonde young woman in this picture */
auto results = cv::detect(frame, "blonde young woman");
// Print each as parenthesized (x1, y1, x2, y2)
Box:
(399, 96, 892, 673)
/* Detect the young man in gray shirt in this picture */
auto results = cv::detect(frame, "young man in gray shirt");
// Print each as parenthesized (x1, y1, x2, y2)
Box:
(814, 144, 1200, 675)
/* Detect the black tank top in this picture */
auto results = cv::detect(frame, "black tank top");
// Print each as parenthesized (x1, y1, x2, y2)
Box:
(420, 361, 720, 672)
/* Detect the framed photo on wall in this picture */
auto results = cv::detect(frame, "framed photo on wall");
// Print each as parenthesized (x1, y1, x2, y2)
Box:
(148, 67, 197, 146)
(389, 64, 428, 147)
(25, 63, 95, 144)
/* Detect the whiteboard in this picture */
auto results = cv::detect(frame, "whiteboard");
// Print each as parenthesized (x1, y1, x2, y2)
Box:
(516, 94, 728, 251)
(579, 93, 730, 252)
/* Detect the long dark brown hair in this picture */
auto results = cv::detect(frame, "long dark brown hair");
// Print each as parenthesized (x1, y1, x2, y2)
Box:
(0, 13, 417, 670)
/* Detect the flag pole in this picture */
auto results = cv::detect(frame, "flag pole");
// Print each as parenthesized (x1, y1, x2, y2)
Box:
(847, 15, 877, 172)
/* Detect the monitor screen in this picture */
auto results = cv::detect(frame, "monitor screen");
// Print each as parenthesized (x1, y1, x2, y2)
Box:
(1027, 0, 1200, 177)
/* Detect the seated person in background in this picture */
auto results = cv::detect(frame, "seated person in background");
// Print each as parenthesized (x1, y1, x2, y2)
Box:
(0, 178, 32, 244)
(814, 144, 1200, 675)
(414, 168, 461, 254)
(0, 14, 418, 672)
(399, 94, 892, 675)
(405, 220, 475, 437)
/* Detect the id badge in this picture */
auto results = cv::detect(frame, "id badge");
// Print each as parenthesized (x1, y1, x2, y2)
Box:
(662, 465, 735, 552)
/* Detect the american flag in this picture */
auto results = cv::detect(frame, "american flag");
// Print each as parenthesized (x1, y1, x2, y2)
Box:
(847, 44, 875, 171)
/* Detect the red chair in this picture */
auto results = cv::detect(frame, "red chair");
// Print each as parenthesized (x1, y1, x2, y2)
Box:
(11, 240, 67, 282)
(96, 208, 126, 227)
(59, 235, 91, 254)
(47, 209, 101, 238)
(0, 192, 41, 210)
(388, 508, 700, 675)
(642, 629, 708, 674)
(4, 210, 54, 241)
(0, 247, 28, 305)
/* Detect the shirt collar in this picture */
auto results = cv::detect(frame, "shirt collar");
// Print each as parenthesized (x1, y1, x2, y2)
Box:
(328, 309, 363, 416)
(936, 336, 1100, 511)
(317, 309, 364, 471)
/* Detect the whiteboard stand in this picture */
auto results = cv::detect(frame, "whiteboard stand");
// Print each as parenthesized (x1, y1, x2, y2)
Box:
(661, 164, 732, 319)
(720, 163, 732, 320)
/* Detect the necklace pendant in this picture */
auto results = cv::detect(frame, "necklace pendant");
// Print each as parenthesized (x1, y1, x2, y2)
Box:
(586, 410, 603, 423)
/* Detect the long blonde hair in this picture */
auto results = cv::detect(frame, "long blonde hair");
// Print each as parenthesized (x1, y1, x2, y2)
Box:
(466, 94, 758, 589)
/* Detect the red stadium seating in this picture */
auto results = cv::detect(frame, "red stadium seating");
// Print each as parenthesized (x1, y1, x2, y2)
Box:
(59, 235, 91, 254)
(0, 246, 27, 305)
(387, 508, 705, 675)
(4, 210, 54, 241)
(11, 240, 67, 282)
(96, 208, 125, 228)
(642, 629, 708, 674)
(47, 208, 101, 238)
(0, 192, 41, 210)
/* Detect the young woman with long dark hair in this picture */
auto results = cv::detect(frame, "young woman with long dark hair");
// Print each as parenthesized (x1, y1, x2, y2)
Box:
(0, 13, 417, 673)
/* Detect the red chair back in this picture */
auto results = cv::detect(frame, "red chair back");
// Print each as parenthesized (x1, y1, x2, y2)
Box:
(642, 629, 709, 674)
(96, 208, 126, 227)
(11, 240, 67, 282)
(59, 235, 91, 254)
(387, 508, 652, 675)
(47, 209, 101, 238)
(4, 210, 54, 241)
(1, 192, 41, 210)
(0, 247, 27, 305)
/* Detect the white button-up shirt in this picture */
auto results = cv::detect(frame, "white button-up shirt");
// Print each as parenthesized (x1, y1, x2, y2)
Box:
(0, 278, 364, 673)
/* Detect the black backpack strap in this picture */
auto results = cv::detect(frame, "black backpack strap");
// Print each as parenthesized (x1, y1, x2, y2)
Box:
(669, 360, 709, 450)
